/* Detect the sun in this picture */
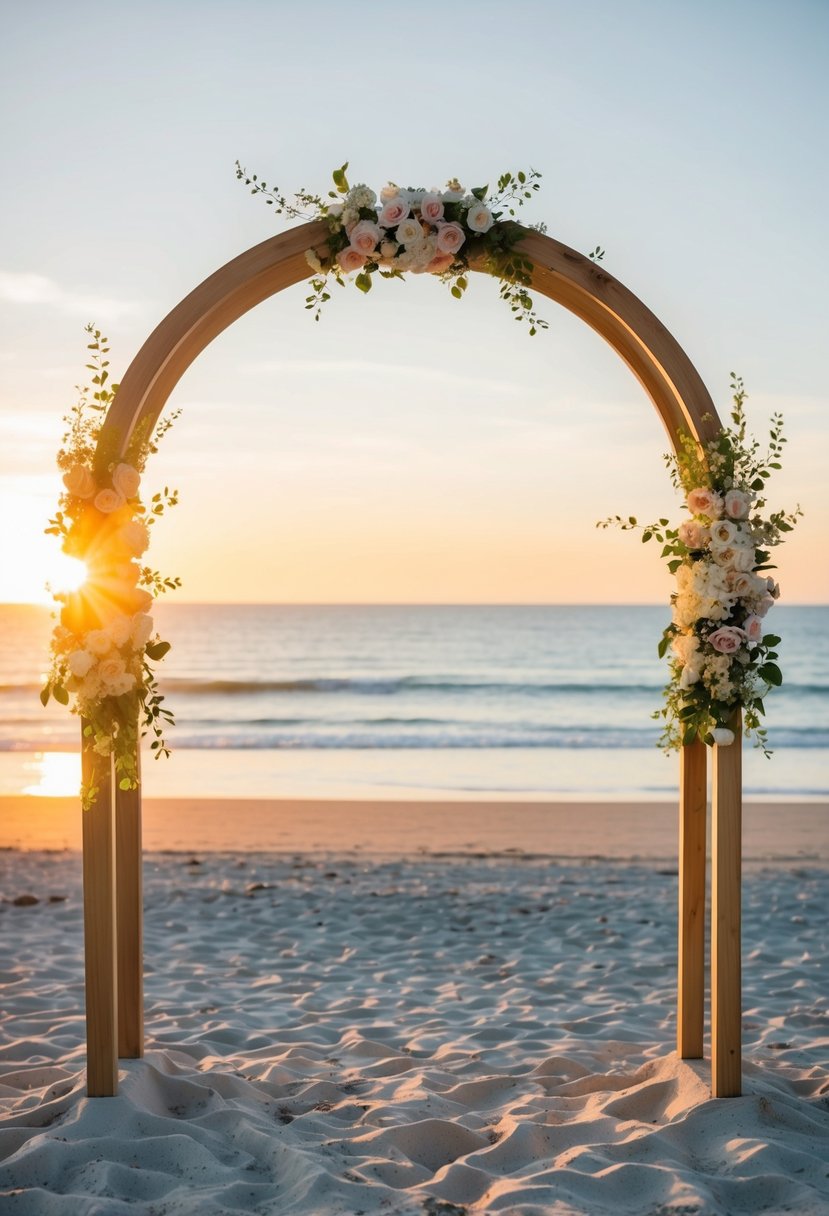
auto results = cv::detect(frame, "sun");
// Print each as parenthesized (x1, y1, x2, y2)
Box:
(0, 491, 87, 603)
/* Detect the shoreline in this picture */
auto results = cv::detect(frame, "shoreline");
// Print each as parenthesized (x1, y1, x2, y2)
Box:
(1, 795, 826, 860)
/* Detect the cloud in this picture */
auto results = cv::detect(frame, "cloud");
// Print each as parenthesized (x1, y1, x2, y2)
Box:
(0, 270, 141, 321)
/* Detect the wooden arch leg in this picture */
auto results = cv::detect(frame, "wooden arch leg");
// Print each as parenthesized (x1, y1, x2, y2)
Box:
(711, 711, 742, 1097)
(116, 740, 144, 1058)
(81, 725, 118, 1096)
(678, 740, 707, 1059)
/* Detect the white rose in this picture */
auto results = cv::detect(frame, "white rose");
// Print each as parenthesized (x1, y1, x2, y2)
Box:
(120, 521, 150, 556)
(730, 547, 756, 573)
(107, 614, 132, 648)
(94, 488, 126, 514)
(67, 649, 95, 678)
(305, 248, 323, 273)
(131, 613, 154, 649)
(379, 240, 398, 261)
(98, 655, 127, 689)
(395, 217, 424, 246)
(466, 202, 494, 233)
(710, 519, 738, 547)
(326, 202, 343, 218)
(112, 463, 141, 499)
(724, 489, 751, 520)
(679, 665, 701, 689)
(85, 630, 112, 657)
(711, 728, 735, 746)
(62, 465, 96, 499)
(108, 672, 137, 696)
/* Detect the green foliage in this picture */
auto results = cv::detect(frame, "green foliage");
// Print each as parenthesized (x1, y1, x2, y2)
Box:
(598, 378, 802, 756)
(238, 160, 551, 336)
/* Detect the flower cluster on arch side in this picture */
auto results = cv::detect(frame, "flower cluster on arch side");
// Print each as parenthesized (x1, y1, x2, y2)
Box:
(599, 377, 801, 754)
(42, 327, 180, 806)
(235, 162, 549, 334)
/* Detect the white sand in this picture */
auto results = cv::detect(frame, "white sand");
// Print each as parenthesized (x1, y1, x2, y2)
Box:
(1, 804, 828, 1214)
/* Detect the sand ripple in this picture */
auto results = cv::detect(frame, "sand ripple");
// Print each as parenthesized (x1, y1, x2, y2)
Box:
(1, 851, 827, 1214)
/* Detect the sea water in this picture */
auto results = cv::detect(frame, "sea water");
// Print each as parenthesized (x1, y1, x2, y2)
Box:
(1, 603, 826, 800)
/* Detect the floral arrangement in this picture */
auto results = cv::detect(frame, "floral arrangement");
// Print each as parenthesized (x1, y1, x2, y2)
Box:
(41, 327, 180, 807)
(235, 160, 549, 334)
(600, 377, 801, 753)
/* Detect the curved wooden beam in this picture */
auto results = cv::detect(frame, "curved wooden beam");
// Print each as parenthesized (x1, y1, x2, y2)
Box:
(97, 221, 720, 460)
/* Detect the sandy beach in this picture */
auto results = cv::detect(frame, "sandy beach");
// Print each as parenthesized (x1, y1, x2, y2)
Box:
(1, 798, 828, 1215)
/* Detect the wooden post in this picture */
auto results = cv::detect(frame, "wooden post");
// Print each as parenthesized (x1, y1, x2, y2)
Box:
(678, 739, 707, 1059)
(116, 740, 144, 1058)
(711, 711, 742, 1097)
(81, 724, 118, 1096)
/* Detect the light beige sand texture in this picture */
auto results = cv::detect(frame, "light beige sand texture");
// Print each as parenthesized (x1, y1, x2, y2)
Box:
(1, 811, 827, 1214)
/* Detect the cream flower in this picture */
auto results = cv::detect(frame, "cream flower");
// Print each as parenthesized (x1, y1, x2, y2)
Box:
(466, 202, 494, 233)
(107, 615, 133, 648)
(112, 463, 141, 499)
(94, 488, 126, 514)
(62, 464, 96, 499)
(98, 655, 127, 688)
(85, 630, 112, 657)
(67, 649, 95, 678)
(131, 613, 154, 649)
(120, 521, 150, 556)
(724, 489, 751, 520)
(711, 727, 735, 746)
(395, 217, 424, 246)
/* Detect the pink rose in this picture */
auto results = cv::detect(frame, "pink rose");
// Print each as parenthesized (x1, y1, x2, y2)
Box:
(678, 519, 710, 550)
(426, 252, 456, 275)
(755, 595, 775, 618)
(686, 487, 724, 518)
(420, 193, 445, 224)
(436, 222, 466, 255)
(708, 625, 745, 654)
(336, 247, 367, 274)
(62, 465, 96, 499)
(94, 488, 126, 514)
(726, 570, 756, 597)
(466, 202, 494, 233)
(112, 463, 141, 499)
(349, 220, 381, 256)
(378, 198, 410, 227)
(724, 489, 751, 520)
(743, 614, 764, 645)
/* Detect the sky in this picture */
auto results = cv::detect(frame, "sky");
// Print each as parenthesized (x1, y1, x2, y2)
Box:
(1, 0, 827, 605)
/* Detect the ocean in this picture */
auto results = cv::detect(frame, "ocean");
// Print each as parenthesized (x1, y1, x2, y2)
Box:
(1, 603, 827, 800)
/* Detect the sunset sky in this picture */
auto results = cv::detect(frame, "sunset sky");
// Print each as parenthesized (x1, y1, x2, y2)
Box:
(1, 0, 826, 605)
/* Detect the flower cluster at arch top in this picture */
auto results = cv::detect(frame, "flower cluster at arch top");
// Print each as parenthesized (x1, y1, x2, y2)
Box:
(601, 377, 801, 754)
(235, 161, 552, 334)
(42, 328, 180, 807)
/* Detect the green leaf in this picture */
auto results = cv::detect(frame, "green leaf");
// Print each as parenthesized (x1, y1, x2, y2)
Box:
(53, 684, 70, 706)
(119, 777, 133, 791)
(145, 640, 171, 661)
(762, 634, 781, 647)
(758, 662, 783, 687)
(332, 162, 350, 194)
(657, 635, 670, 659)
(354, 272, 372, 294)
(40, 685, 51, 707)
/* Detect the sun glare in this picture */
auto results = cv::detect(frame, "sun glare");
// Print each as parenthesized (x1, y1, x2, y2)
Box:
(0, 492, 88, 604)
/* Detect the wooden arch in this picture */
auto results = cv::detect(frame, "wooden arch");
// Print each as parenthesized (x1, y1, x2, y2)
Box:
(82, 221, 742, 1100)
